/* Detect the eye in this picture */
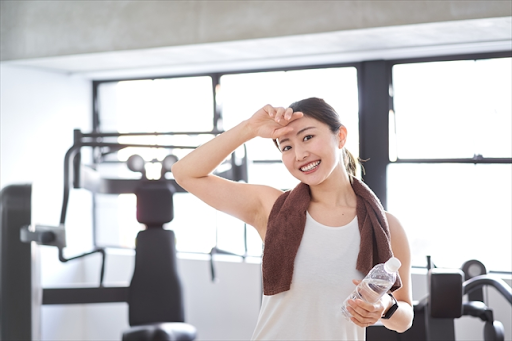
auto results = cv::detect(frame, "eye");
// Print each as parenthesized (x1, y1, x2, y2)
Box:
(281, 146, 291, 152)
(303, 135, 314, 142)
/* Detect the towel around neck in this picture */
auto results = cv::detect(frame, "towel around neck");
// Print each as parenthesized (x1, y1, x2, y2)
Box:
(262, 177, 402, 296)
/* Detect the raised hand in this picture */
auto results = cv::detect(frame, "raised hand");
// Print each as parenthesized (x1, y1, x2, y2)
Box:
(247, 105, 303, 140)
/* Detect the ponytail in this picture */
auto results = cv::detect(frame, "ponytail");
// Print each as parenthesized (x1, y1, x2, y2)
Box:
(343, 148, 364, 181)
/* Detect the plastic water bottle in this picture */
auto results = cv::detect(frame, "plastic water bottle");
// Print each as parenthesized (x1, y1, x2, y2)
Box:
(341, 257, 401, 320)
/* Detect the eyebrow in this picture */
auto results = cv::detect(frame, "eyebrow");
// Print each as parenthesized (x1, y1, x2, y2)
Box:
(278, 126, 316, 146)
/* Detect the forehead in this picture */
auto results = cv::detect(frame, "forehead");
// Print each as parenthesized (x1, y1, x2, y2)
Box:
(277, 116, 328, 143)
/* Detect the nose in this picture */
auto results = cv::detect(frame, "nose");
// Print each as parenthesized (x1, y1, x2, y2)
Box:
(295, 147, 308, 162)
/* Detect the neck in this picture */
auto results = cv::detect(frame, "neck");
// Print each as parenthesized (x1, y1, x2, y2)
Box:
(309, 166, 357, 208)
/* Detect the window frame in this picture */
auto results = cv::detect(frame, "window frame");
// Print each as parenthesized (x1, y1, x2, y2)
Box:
(385, 51, 512, 273)
(90, 50, 512, 273)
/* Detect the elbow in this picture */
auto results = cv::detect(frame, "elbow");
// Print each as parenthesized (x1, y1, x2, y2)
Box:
(395, 322, 412, 334)
(395, 314, 414, 334)
(171, 162, 185, 185)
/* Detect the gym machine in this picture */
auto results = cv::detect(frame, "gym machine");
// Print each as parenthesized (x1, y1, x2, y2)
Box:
(0, 129, 247, 341)
(367, 256, 512, 341)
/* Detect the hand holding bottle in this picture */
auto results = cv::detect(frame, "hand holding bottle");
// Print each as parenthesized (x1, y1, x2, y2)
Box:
(340, 257, 401, 328)
(344, 279, 394, 328)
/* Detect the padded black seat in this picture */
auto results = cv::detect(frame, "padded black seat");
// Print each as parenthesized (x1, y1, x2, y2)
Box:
(123, 322, 197, 341)
(123, 181, 196, 341)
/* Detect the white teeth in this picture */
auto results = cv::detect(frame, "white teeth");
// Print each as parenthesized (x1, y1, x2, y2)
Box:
(300, 161, 320, 172)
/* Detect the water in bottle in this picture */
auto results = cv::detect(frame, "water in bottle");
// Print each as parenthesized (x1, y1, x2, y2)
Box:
(340, 257, 401, 320)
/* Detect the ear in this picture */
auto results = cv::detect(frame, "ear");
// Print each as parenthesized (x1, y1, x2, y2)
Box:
(337, 125, 347, 149)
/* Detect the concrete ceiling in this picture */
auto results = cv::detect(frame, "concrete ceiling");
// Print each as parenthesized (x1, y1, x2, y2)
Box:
(2, 17, 510, 80)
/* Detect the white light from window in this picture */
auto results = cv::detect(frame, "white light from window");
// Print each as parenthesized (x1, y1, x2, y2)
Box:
(387, 163, 512, 272)
(144, 162, 162, 180)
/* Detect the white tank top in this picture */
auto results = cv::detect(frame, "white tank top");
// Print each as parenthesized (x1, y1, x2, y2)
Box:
(252, 212, 365, 341)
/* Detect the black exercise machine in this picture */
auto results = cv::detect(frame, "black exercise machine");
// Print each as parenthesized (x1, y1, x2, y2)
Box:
(0, 129, 247, 341)
(368, 257, 512, 341)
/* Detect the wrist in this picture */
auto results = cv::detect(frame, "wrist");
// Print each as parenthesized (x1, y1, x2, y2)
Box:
(238, 119, 258, 141)
(381, 293, 399, 320)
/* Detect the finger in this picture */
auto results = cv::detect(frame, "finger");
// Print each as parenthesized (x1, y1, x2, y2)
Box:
(348, 307, 376, 325)
(350, 317, 373, 328)
(347, 300, 368, 318)
(350, 299, 380, 314)
(348, 305, 378, 327)
(264, 105, 276, 118)
(274, 107, 286, 123)
(284, 107, 294, 121)
(272, 126, 294, 139)
(347, 301, 380, 323)
(351, 317, 375, 329)
(352, 279, 361, 285)
(288, 111, 303, 122)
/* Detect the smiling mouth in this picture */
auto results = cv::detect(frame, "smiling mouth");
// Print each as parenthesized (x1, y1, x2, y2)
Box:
(300, 161, 321, 172)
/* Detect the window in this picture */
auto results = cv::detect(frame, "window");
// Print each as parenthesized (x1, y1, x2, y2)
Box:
(93, 66, 359, 257)
(388, 57, 512, 272)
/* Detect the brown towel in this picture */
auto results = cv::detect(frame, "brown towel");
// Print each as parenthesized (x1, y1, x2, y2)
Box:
(262, 177, 402, 295)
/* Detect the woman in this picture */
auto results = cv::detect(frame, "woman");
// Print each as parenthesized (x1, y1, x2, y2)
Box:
(172, 98, 413, 340)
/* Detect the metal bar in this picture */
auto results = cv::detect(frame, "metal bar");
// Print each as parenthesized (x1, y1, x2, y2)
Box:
(42, 287, 129, 305)
(463, 275, 512, 304)
(389, 50, 511, 68)
(212, 73, 222, 131)
(252, 159, 282, 164)
(79, 142, 198, 149)
(60, 144, 81, 225)
(88, 62, 360, 85)
(358, 60, 392, 209)
(81, 131, 221, 138)
(99, 179, 186, 194)
(92, 82, 100, 133)
(393, 158, 512, 164)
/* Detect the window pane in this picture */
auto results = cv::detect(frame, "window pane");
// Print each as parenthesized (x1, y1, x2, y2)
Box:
(171, 193, 217, 253)
(95, 76, 216, 252)
(392, 58, 512, 159)
(220, 67, 359, 160)
(249, 162, 299, 191)
(387, 163, 512, 272)
(99, 76, 214, 132)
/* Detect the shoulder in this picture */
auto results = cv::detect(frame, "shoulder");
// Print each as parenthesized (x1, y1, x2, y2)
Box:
(385, 211, 411, 255)
(384, 212, 409, 248)
(385, 211, 404, 234)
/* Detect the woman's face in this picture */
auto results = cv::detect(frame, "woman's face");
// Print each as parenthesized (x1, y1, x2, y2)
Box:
(277, 115, 345, 186)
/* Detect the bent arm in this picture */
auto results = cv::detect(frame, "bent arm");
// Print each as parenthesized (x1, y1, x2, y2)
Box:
(380, 212, 414, 333)
(172, 106, 302, 239)
(172, 120, 267, 234)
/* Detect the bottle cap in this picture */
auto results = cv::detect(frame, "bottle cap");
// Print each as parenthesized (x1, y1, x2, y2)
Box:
(384, 257, 401, 273)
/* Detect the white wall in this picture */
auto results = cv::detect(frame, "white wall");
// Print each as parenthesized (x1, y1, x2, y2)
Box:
(0, 64, 93, 339)
(0, 65, 91, 227)
(80, 252, 262, 341)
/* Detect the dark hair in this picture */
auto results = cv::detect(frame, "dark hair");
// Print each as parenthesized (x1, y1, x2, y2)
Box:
(274, 97, 360, 178)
